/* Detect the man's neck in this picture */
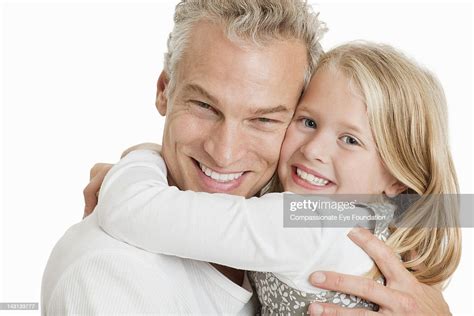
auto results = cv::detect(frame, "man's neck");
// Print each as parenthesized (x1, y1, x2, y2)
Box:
(211, 263, 244, 286)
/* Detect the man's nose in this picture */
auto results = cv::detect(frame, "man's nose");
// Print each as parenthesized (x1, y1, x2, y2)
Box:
(300, 131, 331, 164)
(203, 121, 246, 168)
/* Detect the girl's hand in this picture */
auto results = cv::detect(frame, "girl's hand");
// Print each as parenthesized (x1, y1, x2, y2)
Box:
(307, 227, 451, 315)
(83, 143, 162, 218)
(83, 163, 114, 218)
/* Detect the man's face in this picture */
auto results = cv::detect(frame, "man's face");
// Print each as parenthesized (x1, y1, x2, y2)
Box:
(157, 22, 308, 197)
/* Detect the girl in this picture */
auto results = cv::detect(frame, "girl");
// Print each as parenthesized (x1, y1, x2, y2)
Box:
(96, 42, 460, 314)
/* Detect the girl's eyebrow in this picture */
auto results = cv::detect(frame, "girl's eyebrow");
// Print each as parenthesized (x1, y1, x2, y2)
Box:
(339, 121, 364, 135)
(295, 103, 314, 113)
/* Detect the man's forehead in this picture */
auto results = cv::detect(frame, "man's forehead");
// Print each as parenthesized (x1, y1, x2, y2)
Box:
(179, 22, 308, 81)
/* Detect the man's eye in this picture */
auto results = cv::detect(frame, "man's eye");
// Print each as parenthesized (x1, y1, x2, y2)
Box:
(192, 101, 218, 115)
(256, 117, 276, 124)
(341, 135, 360, 146)
(302, 118, 317, 129)
(195, 101, 211, 110)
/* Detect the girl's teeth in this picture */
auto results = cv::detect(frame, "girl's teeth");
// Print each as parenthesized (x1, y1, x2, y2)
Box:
(199, 162, 244, 182)
(296, 168, 329, 186)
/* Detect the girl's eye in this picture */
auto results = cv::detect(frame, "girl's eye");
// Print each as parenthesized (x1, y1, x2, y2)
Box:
(341, 135, 360, 146)
(302, 118, 317, 129)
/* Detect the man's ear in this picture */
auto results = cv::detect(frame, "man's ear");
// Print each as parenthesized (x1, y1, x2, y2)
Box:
(384, 180, 408, 198)
(155, 71, 169, 116)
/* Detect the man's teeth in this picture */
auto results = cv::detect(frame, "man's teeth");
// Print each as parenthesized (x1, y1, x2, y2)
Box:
(199, 162, 244, 182)
(296, 168, 329, 186)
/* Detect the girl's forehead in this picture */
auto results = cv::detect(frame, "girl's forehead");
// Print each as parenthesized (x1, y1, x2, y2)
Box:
(298, 68, 366, 117)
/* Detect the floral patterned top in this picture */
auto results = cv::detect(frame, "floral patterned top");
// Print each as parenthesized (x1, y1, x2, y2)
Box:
(248, 202, 395, 315)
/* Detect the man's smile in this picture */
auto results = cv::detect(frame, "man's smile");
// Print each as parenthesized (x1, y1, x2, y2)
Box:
(198, 161, 245, 182)
(191, 157, 249, 192)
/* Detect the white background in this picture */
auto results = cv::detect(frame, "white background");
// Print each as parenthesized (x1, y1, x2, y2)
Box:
(1, 1, 473, 315)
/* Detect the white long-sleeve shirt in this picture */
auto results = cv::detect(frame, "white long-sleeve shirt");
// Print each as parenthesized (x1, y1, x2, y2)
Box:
(96, 150, 378, 294)
(42, 195, 256, 315)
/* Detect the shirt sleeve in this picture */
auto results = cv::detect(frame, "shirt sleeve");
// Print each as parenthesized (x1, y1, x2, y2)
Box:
(97, 150, 373, 284)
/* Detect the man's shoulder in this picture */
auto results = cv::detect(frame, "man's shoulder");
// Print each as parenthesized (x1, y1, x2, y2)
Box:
(40, 212, 255, 315)
(43, 212, 145, 273)
(41, 212, 190, 313)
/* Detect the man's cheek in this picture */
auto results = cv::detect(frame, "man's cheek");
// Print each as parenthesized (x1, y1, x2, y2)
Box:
(271, 133, 288, 158)
(262, 150, 281, 172)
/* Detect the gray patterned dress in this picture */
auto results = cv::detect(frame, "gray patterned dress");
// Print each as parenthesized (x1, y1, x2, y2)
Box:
(248, 202, 395, 315)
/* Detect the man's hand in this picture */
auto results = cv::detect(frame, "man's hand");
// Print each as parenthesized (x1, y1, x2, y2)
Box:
(82, 143, 162, 218)
(307, 227, 451, 316)
(83, 163, 113, 218)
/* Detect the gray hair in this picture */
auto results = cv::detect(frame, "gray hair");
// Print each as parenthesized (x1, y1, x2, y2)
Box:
(163, 0, 327, 96)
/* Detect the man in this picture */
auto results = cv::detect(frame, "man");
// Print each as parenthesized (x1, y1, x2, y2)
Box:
(42, 0, 451, 315)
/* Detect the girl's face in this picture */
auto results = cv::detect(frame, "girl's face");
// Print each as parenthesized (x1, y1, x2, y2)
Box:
(278, 67, 399, 195)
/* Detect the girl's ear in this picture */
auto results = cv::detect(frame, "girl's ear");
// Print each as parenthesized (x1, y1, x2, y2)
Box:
(384, 180, 408, 198)
(155, 71, 169, 116)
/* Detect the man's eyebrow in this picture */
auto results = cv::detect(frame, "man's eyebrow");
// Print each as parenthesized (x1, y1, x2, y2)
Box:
(251, 105, 290, 116)
(182, 84, 290, 115)
(183, 83, 218, 104)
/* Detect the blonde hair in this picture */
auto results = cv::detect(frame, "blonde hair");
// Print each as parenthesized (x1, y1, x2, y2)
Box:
(164, 0, 327, 96)
(315, 42, 461, 286)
